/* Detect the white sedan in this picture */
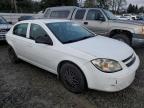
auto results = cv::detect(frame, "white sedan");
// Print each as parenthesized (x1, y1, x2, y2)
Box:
(6, 19, 140, 93)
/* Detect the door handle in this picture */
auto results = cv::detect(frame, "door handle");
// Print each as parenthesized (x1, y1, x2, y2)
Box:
(84, 22, 88, 25)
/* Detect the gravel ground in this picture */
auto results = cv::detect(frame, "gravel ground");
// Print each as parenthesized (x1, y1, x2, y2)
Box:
(0, 42, 144, 108)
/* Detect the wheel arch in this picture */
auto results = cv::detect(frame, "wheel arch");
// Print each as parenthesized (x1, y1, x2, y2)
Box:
(109, 29, 133, 40)
(57, 60, 88, 88)
(109, 29, 134, 45)
(7, 42, 17, 53)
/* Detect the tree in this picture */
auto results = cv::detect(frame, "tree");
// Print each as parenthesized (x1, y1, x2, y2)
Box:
(127, 4, 141, 14)
(0, 0, 40, 13)
(135, 5, 138, 13)
(109, 0, 127, 13)
(97, 0, 110, 9)
(0, 0, 11, 12)
(127, 4, 133, 13)
(84, 0, 127, 13)
(139, 6, 144, 13)
(84, 0, 96, 7)
(40, 0, 78, 10)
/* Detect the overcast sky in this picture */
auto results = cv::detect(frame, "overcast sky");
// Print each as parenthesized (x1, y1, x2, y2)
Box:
(127, 0, 144, 7)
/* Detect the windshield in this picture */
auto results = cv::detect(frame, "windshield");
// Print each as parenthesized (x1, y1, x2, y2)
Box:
(46, 22, 95, 44)
(103, 9, 117, 20)
(0, 17, 8, 24)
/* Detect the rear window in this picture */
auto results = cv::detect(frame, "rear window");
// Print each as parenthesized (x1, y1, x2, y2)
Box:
(13, 23, 28, 37)
(75, 9, 86, 20)
(50, 10, 70, 19)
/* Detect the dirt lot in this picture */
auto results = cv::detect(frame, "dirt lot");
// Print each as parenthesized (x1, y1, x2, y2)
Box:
(0, 42, 144, 108)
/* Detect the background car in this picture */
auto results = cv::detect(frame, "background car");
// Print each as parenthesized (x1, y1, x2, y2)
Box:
(118, 16, 132, 20)
(137, 16, 144, 21)
(43, 6, 144, 47)
(6, 19, 139, 93)
(18, 15, 34, 21)
(0, 16, 12, 41)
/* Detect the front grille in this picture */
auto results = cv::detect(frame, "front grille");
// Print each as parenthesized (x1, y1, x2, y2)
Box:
(122, 53, 136, 67)
(126, 56, 136, 67)
(122, 54, 133, 62)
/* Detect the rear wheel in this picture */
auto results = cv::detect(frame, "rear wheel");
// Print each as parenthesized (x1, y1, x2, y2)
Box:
(59, 63, 86, 93)
(112, 34, 131, 45)
(8, 46, 20, 63)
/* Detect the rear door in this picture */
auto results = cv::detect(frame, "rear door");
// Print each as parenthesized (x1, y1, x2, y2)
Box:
(12, 23, 30, 58)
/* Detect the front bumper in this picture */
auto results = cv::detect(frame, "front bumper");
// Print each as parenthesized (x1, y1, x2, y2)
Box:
(132, 33, 144, 47)
(82, 54, 140, 92)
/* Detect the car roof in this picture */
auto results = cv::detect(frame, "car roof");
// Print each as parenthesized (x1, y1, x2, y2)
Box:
(18, 19, 70, 24)
(45, 6, 103, 10)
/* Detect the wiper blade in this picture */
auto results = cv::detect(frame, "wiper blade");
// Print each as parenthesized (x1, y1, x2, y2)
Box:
(63, 35, 95, 44)
(78, 35, 94, 41)
(63, 39, 79, 44)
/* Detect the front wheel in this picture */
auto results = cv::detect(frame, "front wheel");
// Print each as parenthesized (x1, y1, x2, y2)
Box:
(59, 63, 87, 93)
(112, 34, 131, 46)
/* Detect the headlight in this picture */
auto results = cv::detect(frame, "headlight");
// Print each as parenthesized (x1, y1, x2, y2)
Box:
(91, 59, 122, 73)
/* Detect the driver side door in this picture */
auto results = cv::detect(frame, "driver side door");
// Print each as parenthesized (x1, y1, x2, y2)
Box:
(84, 9, 109, 36)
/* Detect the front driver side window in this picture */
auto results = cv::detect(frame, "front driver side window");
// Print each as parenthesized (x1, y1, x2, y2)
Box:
(30, 24, 49, 40)
(86, 9, 105, 21)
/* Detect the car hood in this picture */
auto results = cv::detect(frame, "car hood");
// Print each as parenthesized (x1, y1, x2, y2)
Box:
(67, 36, 134, 61)
(0, 24, 12, 29)
(111, 19, 144, 26)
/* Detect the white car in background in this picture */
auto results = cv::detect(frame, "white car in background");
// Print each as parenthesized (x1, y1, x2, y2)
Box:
(123, 14, 137, 20)
(118, 16, 132, 20)
(6, 19, 140, 93)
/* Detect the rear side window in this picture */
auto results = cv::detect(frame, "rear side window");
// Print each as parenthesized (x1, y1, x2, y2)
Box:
(30, 24, 48, 40)
(75, 9, 86, 20)
(13, 23, 28, 37)
(50, 10, 70, 18)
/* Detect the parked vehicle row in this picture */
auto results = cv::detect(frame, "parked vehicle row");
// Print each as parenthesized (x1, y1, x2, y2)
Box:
(1, 7, 144, 47)
(0, 7, 142, 93)
(116, 14, 144, 21)
(6, 19, 140, 93)
(42, 6, 144, 47)
(116, 16, 133, 20)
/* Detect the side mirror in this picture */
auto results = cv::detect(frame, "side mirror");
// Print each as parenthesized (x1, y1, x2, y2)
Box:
(99, 17, 105, 22)
(35, 36, 53, 45)
(97, 13, 105, 22)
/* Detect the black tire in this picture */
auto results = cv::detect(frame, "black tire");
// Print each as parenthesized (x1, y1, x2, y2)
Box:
(8, 46, 20, 63)
(59, 63, 86, 93)
(112, 34, 131, 45)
